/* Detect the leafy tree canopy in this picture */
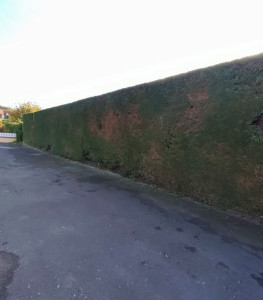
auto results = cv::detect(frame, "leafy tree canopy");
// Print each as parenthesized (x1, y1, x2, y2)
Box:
(9, 102, 41, 123)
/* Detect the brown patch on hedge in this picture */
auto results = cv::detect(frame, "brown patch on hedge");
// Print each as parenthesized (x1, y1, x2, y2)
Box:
(141, 144, 163, 181)
(176, 84, 213, 133)
(100, 110, 120, 141)
(89, 104, 142, 141)
(89, 117, 100, 135)
(237, 163, 263, 209)
(88, 111, 119, 141)
(187, 90, 209, 102)
(177, 99, 212, 133)
(127, 103, 141, 120)
(238, 164, 263, 187)
(218, 142, 230, 155)
(141, 144, 172, 187)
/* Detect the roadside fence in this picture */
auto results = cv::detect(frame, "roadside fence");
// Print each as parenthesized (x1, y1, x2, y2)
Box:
(0, 132, 16, 138)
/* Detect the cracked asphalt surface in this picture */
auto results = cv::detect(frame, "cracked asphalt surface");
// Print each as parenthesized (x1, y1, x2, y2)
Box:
(0, 143, 262, 299)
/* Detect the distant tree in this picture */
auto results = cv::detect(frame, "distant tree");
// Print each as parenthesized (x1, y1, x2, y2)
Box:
(9, 102, 41, 123)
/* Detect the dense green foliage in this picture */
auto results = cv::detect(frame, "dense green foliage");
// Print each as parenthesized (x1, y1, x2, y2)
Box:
(23, 54, 263, 216)
(0, 102, 41, 142)
(2, 120, 23, 142)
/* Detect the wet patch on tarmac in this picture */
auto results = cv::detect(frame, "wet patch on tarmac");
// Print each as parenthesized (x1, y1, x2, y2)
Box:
(216, 262, 229, 270)
(0, 251, 20, 300)
(221, 235, 234, 244)
(14, 189, 24, 193)
(187, 216, 216, 234)
(86, 189, 99, 193)
(53, 179, 61, 183)
(154, 226, 162, 231)
(188, 216, 263, 254)
(250, 273, 263, 288)
(140, 261, 152, 269)
(221, 235, 262, 259)
(77, 175, 113, 185)
(140, 197, 168, 217)
(185, 246, 197, 253)
(176, 227, 183, 232)
(51, 178, 64, 186)
(193, 233, 200, 239)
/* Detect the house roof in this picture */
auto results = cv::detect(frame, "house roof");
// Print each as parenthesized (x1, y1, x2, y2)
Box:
(0, 109, 9, 115)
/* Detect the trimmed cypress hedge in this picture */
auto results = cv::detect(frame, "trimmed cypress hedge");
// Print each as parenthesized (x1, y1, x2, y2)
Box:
(23, 54, 263, 216)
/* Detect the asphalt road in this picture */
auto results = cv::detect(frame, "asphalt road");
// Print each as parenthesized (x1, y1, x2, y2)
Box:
(0, 143, 262, 300)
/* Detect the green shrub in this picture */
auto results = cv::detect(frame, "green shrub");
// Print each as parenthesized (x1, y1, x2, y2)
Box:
(3, 119, 23, 142)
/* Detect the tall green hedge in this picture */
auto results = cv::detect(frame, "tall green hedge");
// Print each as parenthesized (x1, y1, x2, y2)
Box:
(23, 54, 263, 216)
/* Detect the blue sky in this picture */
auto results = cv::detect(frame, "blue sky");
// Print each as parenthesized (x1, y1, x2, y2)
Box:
(0, 0, 263, 109)
(0, 0, 37, 37)
(0, 0, 20, 38)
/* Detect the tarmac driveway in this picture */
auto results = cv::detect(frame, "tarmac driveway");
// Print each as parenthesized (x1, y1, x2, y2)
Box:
(0, 143, 262, 299)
